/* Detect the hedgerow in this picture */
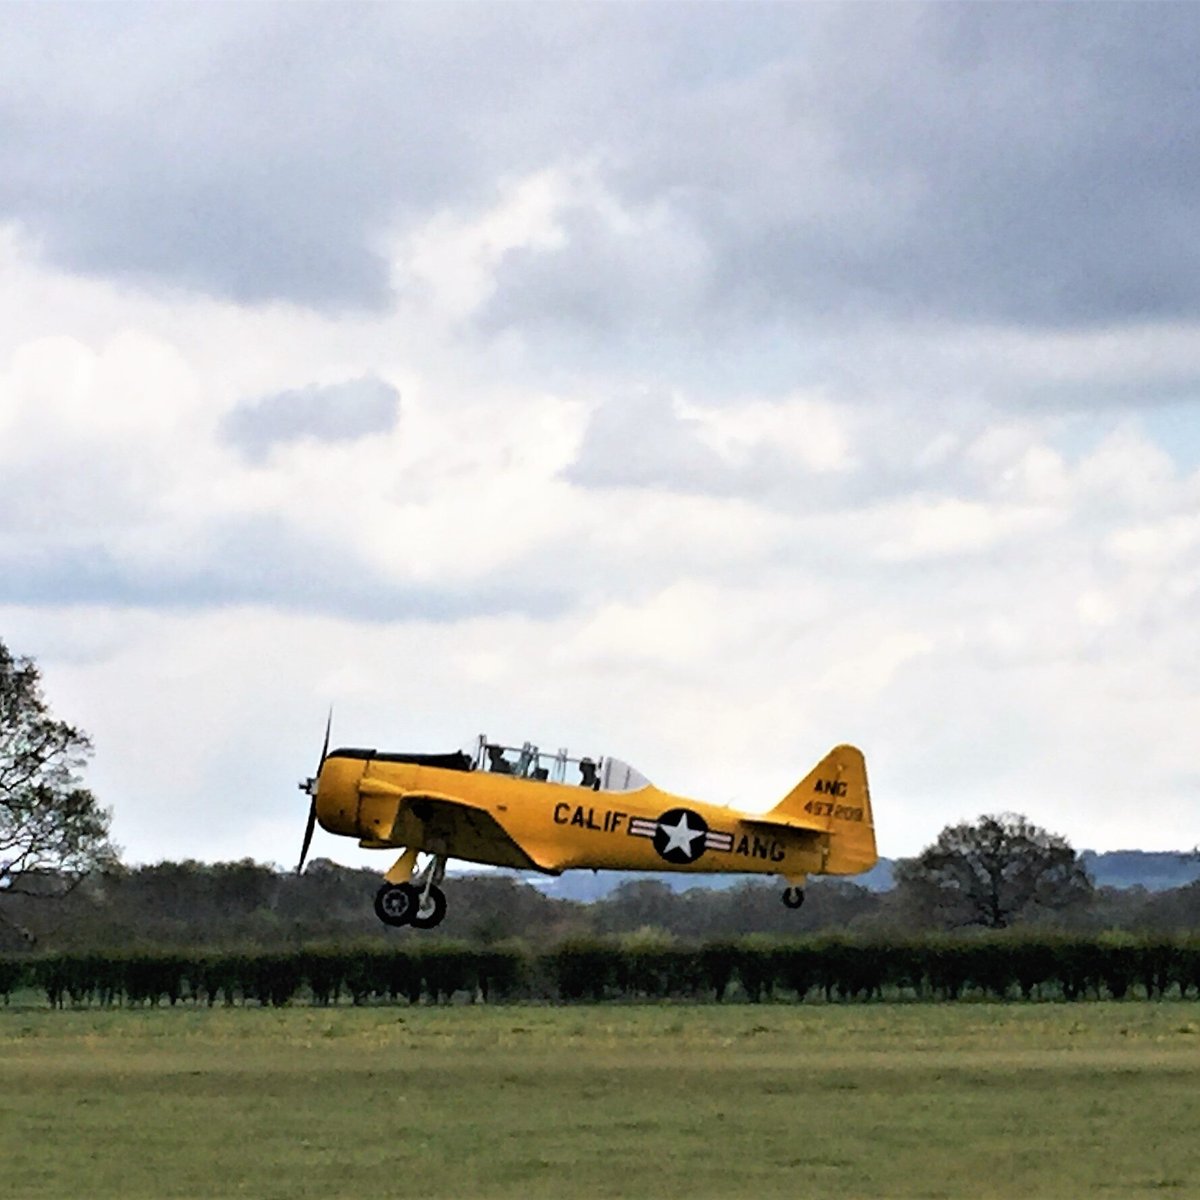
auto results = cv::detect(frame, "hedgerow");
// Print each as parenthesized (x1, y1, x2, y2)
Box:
(4, 934, 1200, 1007)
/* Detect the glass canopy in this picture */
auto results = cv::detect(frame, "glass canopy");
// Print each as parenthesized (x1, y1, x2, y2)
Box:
(470, 735, 651, 792)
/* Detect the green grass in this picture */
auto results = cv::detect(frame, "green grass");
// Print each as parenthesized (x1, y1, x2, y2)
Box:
(3, 1003, 1200, 1198)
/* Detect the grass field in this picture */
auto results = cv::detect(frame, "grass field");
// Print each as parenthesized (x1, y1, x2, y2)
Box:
(3, 1002, 1200, 1199)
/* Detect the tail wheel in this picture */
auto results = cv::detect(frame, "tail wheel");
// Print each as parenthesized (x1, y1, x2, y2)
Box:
(375, 882, 420, 927)
(410, 884, 448, 930)
(781, 886, 805, 910)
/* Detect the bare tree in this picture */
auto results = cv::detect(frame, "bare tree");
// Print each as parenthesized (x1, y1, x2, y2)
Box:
(894, 812, 1092, 929)
(1, 638, 116, 937)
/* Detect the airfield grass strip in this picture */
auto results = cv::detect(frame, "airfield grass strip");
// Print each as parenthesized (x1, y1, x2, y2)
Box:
(7, 1004, 1200, 1199)
(4, 934, 1200, 1008)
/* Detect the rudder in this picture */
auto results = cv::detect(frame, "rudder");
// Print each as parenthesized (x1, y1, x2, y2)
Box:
(769, 745, 877, 876)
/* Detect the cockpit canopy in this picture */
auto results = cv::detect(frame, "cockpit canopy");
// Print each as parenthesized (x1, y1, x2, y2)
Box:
(469, 735, 651, 793)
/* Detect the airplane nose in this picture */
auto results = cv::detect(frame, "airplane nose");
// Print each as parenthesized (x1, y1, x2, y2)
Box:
(312, 753, 369, 841)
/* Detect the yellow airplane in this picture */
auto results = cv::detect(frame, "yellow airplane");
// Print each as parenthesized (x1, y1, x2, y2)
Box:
(297, 724, 877, 929)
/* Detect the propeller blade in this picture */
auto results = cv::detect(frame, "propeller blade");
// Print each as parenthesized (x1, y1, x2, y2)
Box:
(319, 707, 332, 773)
(297, 708, 333, 874)
(297, 797, 318, 874)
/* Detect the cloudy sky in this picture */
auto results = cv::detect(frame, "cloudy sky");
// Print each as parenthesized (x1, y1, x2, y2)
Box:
(2, 3, 1199, 872)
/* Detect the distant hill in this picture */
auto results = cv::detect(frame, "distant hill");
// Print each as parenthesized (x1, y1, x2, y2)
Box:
(1080, 850, 1200, 892)
(526, 850, 1200, 903)
(529, 862, 897, 903)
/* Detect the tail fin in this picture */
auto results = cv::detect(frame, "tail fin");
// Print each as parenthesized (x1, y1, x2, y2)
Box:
(769, 745, 877, 877)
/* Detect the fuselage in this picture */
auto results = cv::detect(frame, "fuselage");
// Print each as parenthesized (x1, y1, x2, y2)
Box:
(315, 750, 838, 881)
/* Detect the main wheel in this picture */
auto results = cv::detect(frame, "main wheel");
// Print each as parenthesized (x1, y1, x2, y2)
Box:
(374, 881, 420, 926)
(781, 886, 805, 910)
(410, 884, 448, 930)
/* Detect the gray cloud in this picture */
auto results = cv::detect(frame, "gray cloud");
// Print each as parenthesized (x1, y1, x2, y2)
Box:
(566, 393, 733, 493)
(4, 4, 1200, 334)
(564, 391, 976, 512)
(222, 375, 400, 460)
(484, 5, 1200, 335)
(0, 4, 591, 308)
(0, 514, 570, 623)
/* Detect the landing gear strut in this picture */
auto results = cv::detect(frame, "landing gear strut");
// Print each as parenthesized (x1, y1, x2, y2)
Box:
(411, 883, 447, 929)
(374, 853, 449, 930)
(781, 886, 805, 910)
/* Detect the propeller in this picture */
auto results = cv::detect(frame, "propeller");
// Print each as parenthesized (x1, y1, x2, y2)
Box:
(297, 709, 332, 873)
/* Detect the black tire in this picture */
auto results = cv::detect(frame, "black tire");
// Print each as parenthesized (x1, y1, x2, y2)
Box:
(374, 882, 420, 926)
(781, 886, 805, 910)
(410, 884, 448, 930)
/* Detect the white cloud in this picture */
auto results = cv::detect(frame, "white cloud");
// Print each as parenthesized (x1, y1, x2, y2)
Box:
(689, 393, 855, 475)
(875, 497, 1052, 562)
(399, 168, 573, 322)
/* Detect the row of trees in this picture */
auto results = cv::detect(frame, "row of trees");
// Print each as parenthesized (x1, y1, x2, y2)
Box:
(6, 856, 1200, 953)
(8, 933, 1200, 1008)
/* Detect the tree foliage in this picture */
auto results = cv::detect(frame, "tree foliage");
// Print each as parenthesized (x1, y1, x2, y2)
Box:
(893, 812, 1093, 929)
(0, 638, 115, 911)
(3, 850, 1200, 954)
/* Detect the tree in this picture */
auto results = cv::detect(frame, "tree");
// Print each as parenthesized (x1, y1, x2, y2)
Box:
(893, 812, 1093, 929)
(1, 638, 116, 933)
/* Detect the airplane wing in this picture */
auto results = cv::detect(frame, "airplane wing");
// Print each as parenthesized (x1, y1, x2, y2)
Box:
(739, 813, 827, 837)
(358, 779, 558, 873)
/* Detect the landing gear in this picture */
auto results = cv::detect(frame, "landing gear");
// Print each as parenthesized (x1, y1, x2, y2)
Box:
(410, 884, 447, 929)
(781, 886, 805, 910)
(374, 852, 449, 930)
(375, 881, 421, 926)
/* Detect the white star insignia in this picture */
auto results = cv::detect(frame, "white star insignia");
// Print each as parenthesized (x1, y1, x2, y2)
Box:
(659, 813, 704, 856)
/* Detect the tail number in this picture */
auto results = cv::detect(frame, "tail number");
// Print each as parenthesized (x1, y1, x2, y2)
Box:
(804, 799, 864, 823)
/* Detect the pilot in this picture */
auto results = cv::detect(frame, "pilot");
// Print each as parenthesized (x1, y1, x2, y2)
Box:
(487, 745, 513, 774)
(578, 757, 599, 789)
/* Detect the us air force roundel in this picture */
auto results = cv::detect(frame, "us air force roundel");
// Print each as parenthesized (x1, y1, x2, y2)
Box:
(628, 809, 734, 863)
(631, 807, 710, 865)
